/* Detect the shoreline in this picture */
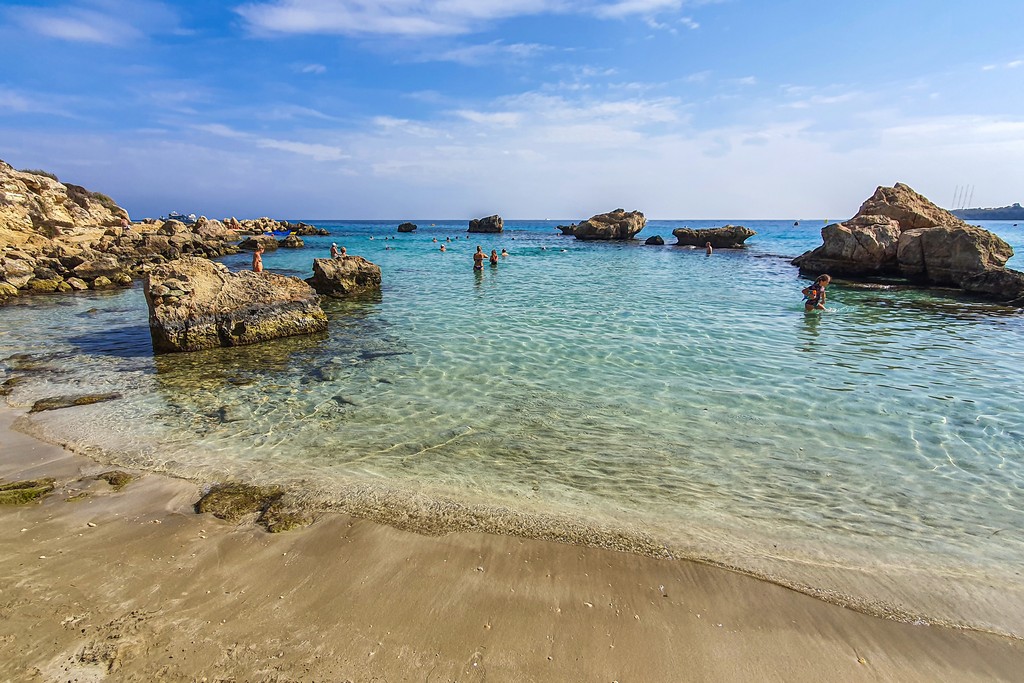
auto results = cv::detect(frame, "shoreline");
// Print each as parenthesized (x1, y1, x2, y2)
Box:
(10, 403, 1024, 643)
(3, 405, 1024, 681)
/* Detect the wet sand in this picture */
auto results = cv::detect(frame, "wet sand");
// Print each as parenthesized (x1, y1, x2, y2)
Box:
(2, 406, 1022, 682)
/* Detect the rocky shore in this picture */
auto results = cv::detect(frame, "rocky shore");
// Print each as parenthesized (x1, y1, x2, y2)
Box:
(794, 183, 1024, 305)
(0, 160, 323, 305)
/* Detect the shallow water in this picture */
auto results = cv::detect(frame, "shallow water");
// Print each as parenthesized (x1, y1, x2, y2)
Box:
(3, 219, 1024, 635)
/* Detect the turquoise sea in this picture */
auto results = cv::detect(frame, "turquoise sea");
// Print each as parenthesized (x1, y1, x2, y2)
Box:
(2, 219, 1024, 636)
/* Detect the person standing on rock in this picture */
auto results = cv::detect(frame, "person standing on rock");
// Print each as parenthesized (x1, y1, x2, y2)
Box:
(252, 246, 264, 273)
(802, 274, 831, 311)
(473, 246, 485, 270)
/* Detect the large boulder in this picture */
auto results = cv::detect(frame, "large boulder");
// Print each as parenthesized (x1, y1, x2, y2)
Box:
(144, 257, 327, 353)
(793, 182, 1023, 304)
(573, 209, 645, 241)
(238, 235, 279, 251)
(897, 224, 1013, 286)
(468, 215, 504, 233)
(397, 222, 417, 233)
(279, 234, 305, 249)
(672, 225, 755, 249)
(306, 256, 382, 297)
(644, 235, 665, 246)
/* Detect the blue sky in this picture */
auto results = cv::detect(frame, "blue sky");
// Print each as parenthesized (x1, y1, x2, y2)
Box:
(2, 0, 1022, 219)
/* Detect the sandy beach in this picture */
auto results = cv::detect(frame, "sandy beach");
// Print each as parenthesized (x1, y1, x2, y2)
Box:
(1, 406, 1021, 682)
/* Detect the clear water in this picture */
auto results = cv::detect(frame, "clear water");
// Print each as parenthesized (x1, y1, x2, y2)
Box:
(3, 219, 1024, 635)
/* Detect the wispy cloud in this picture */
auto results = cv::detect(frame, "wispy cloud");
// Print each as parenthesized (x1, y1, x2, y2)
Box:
(297, 63, 327, 74)
(5, 0, 183, 45)
(236, 0, 706, 37)
(196, 122, 348, 161)
(981, 59, 1022, 71)
(424, 41, 551, 66)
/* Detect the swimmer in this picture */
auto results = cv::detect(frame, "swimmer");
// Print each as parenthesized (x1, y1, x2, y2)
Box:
(440, 244, 446, 252)
(473, 245, 485, 270)
(489, 249, 499, 265)
(330, 243, 339, 258)
(802, 274, 831, 311)
(501, 249, 509, 258)
(705, 241, 713, 255)
(432, 238, 438, 243)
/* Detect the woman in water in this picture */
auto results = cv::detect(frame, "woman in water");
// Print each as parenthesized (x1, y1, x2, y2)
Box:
(252, 246, 264, 273)
(489, 249, 499, 265)
(473, 245, 485, 270)
(802, 274, 831, 311)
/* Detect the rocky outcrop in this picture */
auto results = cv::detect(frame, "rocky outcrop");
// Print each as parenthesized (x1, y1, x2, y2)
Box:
(238, 235, 280, 252)
(225, 217, 328, 236)
(645, 235, 665, 246)
(555, 223, 578, 235)
(572, 209, 646, 241)
(793, 183, 1024, 303)
(144, 257, 327, 353)
(673, 225, 755, 248)
(305, 256, 382, 297)
(468, 215, 504, 233)
(397, 222, 417, 233)
(279, 235, 304, 249)
(0, 159, 246, 303)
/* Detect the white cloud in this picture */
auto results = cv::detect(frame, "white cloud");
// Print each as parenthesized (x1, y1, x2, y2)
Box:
(236, 0, 706, 37)
(6, 0, 182, 45)
(454, 110, 523, 127)
(679, 16, 699, 29)
(298, 63, 327, 74)
(425, 41, 550, 66)
(195, 122, 348, 161)
(593, 0, 681, 20)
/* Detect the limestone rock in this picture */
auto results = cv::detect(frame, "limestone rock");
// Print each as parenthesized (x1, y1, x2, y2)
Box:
(468, 215, 504, 233)
(792, 182, 1023, 304)
(573, 209, 646, 241)
(144, 257, 327, 353)
(238, 235, 280, 251)
(279, 234, 305, 249)
(555, 223, 578, 235)
(672, 225, 755, 249)
(645, 235, 665, 245)
(897, 224, 1013, 286)
(397, 222, 417, 233)
(306, 256, 382, 297)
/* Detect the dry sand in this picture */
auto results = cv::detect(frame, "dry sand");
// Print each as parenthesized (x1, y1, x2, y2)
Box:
(2, 405, 1022, 682)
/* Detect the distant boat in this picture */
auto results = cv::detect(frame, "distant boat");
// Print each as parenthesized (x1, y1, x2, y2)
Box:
(165, 211, 197, 225)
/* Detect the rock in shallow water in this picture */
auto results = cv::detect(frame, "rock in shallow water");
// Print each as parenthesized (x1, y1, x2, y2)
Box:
(573, 209, 646, 241)
(144, 257, 327, 353)
(672, 225, 755, 248)
(306, 256, 382, 297)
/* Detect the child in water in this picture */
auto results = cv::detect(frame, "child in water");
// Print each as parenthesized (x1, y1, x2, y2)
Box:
(489, 249, 499, 265)
(802, 274, 831, 311)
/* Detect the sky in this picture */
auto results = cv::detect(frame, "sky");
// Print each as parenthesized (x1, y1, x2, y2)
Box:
(1, 0, 1023, 220)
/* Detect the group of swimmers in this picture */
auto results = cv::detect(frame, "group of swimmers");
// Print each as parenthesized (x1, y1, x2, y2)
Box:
(470, 245, 508, 268)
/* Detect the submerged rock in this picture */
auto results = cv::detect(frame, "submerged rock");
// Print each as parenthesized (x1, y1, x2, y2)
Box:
(96, 470, 134, 490)
(397, 222, 417, 233)
(468, 215, 504, 233)
(195, 483, 283, 523)
(0, 478, 56, 505)
(793, 183, 1023, 303)
(573, 209, 646, 241)
(673, 225, 755, 248)
(144, 257, 327, 353)
(29, 392, 123, 412)
(644, 235, 665, 246)
(305, 256, 382, 297)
